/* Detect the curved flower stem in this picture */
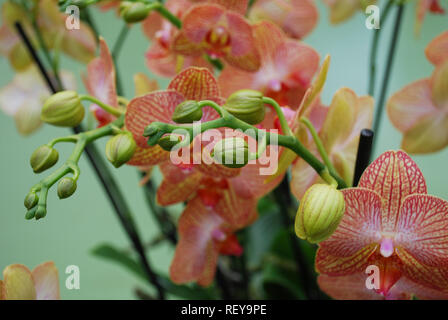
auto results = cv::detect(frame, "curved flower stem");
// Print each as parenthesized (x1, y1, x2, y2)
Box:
(198, 100, 225, 117)
(300, 117, 339, 187)
(148, 108, 347, 189)
(16, 21, 166, 299)
(372, 3, 405, 154)
(79, 95, 124, 117)
(262, 97, 293, 136)
(368, 0, 395, 96)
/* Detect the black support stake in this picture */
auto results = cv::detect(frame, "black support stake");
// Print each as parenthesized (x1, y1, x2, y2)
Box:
(353, 129, 374, 187)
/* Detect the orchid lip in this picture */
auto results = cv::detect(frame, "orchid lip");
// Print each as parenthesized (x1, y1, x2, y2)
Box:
(380, 237, 394, 258)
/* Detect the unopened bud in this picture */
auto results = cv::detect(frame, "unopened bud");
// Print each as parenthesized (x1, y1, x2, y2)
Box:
(120, 1, 151, 23)
(41, 90, 85, 127)
(223, 89, 265, 125)
(30, 145, 59, 173)
(106, 133, 137, 168)
(212, 137, 249, 168)
(57, 178, 77, 199)
(158, 135, 182, 151)
(143, 123, 164, 146)
(295, 184, 345, 243)
(24, 191, 38, 210)
(172, 100, 203, 124)
(35, 205, 47, 220)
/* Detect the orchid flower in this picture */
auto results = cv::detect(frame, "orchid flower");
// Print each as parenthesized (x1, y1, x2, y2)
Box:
(248, 0, 318, 39)
(0, 0, 96, 70)
(291, 88, 374, 199)
(0, 262, 59, 300)
(170, 196, 250, 286)
(415, 0, 445, 35)
(172, 2, 261, 72)
(0, 66, 76, 135)
(323, 0, 376, 24)
(142, 0, 213, 78)
(218, 21, 319, 109)
(387, 31, 448, 154)
(317, 150, 448, 300)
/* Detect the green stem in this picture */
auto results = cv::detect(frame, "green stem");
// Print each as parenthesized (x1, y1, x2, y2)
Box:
(262, 97, 293, 136)
(198, 100, 225, 117)
(372, 3, 404, 155)
(148, 109, 347, 189)
(368, 0, 394, 96)
(80, 95, 124, 117)
(300, 117, 338, 187)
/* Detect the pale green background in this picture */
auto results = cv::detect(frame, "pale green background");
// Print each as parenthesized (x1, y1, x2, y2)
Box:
(0, 1, 447, 299)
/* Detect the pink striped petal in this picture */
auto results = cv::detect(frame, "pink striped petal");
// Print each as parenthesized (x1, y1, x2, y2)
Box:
(358, 151, 427, 232)
(168, 67, 221, 101)
(396, 194, 448, 267)
(170, 197, 222, 286)
(125, 90, 185, 148)
(319, 188, 382, 258)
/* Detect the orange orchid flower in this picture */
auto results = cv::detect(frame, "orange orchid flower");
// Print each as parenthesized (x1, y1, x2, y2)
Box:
(142, 0, 213, 78)
(172, 2, 261, 72)
(387, 31, 448, 154)
(218, 21, 319, 109)
(170, 196, 251, 286)
(0, 0, 96, 70)
(317, 150, 448, 300)
(0, 67, 76, 135)
(291, 87, 374, 199)
(0, 262, 60, 300)
(248, 0, 319, 39)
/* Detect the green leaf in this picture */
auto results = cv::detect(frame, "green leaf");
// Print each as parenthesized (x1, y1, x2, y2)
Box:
(91, 243, 217, 299)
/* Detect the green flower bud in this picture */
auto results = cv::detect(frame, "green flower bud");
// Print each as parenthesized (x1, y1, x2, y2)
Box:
(41, 90, 85, 127)
(24, 191, 39, 210)
(57, 177, 77, 199)
(295, 184, 345, 244)
(158, 135, 182, 151)
(106, 133, 137, 168)
(223, 89, 265, 125)
(35, 205, 47, 220)
(30, 145, 59, 173)
(172, 100, 203, 124)
(25, 207, 37, 220)
(143, 123, 164, 146)
(120, 1, 151, 23)
(212, 137, 249, 168)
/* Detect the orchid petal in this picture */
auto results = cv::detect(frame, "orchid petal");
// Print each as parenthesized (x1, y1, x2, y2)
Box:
(315, 243, 377, 275)
(127, 145, 169, 166)
(358, 150, 427, 232)
(208, 0, 249, 14)
(181, 4, 225, 44)
(319, 188, 382, 258)
(396, 194, 448, 267)
(157, 165, 202, 205)
(83, 38, 118, 108)
(290, 157, 320, 200)
(387, 79, 437, 133)
(425, 31, 448, 66)
(125, 90, 185, 148)
(170, 197, 222, 286)
(214, 187, 257, 228)
(318, 273, 386, 300)
(134, 73, 159, 96)
(401, 113, 448, 154)
(32, 261, 60, 300)
(3, 264, 36, 300)
(431, 60, 448, 108)
(249, 0, 318, 39)
(168, 67, 221, 101)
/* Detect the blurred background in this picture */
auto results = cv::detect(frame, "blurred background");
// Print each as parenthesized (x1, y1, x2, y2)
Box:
(0, 1, 447, 299)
